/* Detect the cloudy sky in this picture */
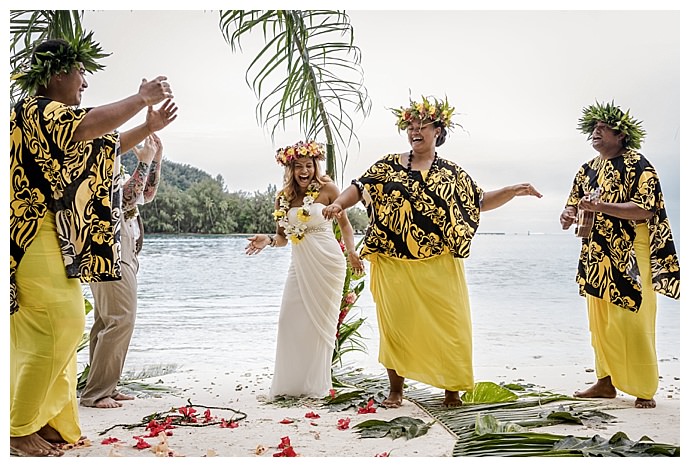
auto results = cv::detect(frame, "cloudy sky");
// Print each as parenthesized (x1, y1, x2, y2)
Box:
(11, 3, 685, 236)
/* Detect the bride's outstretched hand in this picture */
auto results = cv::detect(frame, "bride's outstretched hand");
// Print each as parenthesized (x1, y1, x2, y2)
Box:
(246, 234, 269, 255)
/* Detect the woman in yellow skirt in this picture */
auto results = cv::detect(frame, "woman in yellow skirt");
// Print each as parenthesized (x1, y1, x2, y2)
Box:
(323, 95, 542, 407)
(10, 38, 177, 456)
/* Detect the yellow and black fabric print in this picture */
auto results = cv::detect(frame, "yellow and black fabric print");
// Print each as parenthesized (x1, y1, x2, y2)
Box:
(356, 154, 483, 260)
(9, 96, 121, 315)
(566, 149, 680, 311)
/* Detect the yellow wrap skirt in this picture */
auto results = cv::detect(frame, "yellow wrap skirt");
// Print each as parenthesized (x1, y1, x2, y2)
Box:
(10, 212, 85, 442)
(369, 252, 474, 391)
(586, 223, 658, 399)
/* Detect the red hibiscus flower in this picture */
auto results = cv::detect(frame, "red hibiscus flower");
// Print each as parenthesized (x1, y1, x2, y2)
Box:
(133, 436, 151, 449)
(357, 398, 377, 414)
(278, 436, 291, 449)
(337, 417, 351, 430)
(273, 446, 297, 457)
(178, 406, 198, 423)
(304, 411, 320, 419)
(101, 437, 120, 445)
(220, 418, 239, 428)
(279, 418, 294, 424)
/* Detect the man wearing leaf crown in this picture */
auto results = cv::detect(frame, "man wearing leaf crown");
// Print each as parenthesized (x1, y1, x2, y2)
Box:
(560, 101, 680, 409)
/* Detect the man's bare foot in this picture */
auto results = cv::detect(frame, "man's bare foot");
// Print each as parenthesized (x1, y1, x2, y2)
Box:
(635, 398, 656, 409)
(94, 397, 123, 408)
(443, 390, 463, 407)
(381, 391, 403, 408)
(113, 392, 135, 401)
(10, 433, 63, 457)
(573, 376, 617, 399)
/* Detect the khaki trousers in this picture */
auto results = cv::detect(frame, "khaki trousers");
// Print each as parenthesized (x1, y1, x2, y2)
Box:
(80, 217, 139, 406)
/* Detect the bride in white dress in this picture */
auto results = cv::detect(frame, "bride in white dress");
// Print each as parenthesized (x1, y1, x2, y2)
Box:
(245, 141, 363, 399)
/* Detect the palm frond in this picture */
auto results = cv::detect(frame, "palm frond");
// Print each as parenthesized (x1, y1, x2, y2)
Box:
(219, 9, 371, 181)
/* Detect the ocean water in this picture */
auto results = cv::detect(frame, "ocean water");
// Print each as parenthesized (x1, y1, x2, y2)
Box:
(79, 233, 680, 378)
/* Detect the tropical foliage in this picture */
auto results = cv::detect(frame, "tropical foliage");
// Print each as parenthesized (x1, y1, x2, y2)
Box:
(331, 227, 367, 368)
(218, 9, 371, 181)
(336, 371, 680, 457)
(119, 152, 369, 234)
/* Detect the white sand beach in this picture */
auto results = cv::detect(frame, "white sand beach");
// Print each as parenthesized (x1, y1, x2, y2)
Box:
(55, 358, 680, 462)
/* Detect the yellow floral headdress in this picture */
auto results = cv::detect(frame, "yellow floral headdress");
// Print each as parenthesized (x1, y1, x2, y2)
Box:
(391, 95, 457, 131)
(275, 140, 326, 167)
(577, 100, 646, 150)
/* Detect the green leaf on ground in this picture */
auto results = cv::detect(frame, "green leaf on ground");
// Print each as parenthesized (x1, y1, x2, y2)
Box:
(461, 381, 519, 403)
(353, 416, 434, 440)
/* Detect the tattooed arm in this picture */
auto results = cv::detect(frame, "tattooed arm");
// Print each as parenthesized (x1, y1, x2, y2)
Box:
(143, 133, 163, 203)
(123, 135, 157, 211)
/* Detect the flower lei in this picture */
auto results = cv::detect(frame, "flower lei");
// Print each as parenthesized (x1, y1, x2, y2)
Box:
(577, 100, 646, 150)
(391, 95, 457, 131)
(273, 181, 321, 243)
(275, 140, 326, 167)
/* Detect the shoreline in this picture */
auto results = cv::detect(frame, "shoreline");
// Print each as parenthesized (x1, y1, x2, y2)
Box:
(59, 359, 681, 460)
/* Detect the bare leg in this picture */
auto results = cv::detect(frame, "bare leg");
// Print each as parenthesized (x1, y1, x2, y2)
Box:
(382, 368, 404, 408)
(10, 433, 63, 457)
(635, 397, 656, 409)
(443, 390, 463, 407)
(573, 376, 617, 399)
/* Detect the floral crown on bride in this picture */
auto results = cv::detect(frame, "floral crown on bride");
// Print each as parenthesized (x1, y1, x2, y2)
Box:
(275, 140, 326, 166)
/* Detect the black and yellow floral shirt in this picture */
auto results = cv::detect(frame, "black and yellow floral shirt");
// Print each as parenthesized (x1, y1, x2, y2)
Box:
(565, 149, 680, 312)
(357, 154, 483, 260)
(9, 96, 122, 315)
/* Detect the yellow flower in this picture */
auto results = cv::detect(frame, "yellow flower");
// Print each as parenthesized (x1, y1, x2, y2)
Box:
(297, 208, 310, 223)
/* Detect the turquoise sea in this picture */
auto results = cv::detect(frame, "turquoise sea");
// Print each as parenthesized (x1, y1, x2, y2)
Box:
(79, 233, 681, 379)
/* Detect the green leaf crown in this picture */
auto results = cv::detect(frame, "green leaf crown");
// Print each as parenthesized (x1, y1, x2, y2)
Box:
(577, 100, 646, 150)
(391, 95, 457, 131)
(11, 32, 109, 94)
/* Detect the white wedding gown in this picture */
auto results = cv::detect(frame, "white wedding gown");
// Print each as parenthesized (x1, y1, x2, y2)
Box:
(269, 202, 347, 399)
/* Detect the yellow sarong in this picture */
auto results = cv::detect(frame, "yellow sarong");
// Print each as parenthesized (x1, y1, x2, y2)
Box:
(369, 252, 474, 391)
(586, 223, 658, 399)
(10, 212, 85, 443)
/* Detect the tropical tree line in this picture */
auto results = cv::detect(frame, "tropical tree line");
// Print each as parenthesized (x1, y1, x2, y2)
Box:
(122, 152, 369, 235)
